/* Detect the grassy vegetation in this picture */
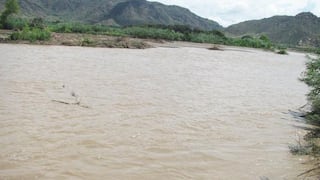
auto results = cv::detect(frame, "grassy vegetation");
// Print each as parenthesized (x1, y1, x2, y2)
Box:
(302, 56, 320, 126)
(10, 26, 51, 42)
(5, 17, 51, 42)
(277, 49, 288, 55)
(0, 0, 273, 51)
(45, 22, 274, 49)
(293, 46, 320, 55)
(5, 16, 320, 55)
(2, 11, 318, 52)
(0, 0, 19, 29)
(80, 37, 95, 47)
(290, 55, 320, 177)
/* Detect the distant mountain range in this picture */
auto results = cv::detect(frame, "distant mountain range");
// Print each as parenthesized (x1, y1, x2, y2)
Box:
(0, 0, 319, 47)
(226, 12, 320, 47)
(0, 0, 222, 30)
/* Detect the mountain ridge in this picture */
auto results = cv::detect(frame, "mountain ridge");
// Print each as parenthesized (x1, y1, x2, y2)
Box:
(0, 0, 223, 30)
(225, 12, 320, 47)
(1, 1, 319, 47)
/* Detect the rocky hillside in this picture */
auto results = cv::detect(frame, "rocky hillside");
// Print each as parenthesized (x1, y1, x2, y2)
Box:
(0, 0, 222, 30)
(226, 12, 320, 47)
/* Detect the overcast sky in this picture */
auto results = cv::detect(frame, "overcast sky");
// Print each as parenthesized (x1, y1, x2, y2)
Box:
(152, 0, 320, 27)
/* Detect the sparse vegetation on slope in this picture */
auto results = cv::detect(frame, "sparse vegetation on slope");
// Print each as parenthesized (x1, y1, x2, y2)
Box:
(226, 12, 320, 47)
(0, 0, 222, 31)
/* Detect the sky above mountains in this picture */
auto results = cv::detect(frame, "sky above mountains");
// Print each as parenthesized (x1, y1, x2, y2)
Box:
(153, 0, 320, 26)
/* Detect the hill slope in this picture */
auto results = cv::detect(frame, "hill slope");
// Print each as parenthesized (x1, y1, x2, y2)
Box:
(226, 12, 320, 47)
(0, 0, 222, 30)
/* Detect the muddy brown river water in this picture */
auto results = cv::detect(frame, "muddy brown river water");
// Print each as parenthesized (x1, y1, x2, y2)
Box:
(0, 44, 314, 179)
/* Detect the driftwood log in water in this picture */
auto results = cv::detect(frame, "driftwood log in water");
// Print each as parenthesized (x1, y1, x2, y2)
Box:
(52, 100, 89, 108)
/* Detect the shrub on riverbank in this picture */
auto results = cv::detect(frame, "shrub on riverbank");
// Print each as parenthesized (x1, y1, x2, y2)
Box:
(124, 26, 184, 41)
(229, 35, 273, 49)
(2, 16, 275, 50)
(302, 56, 320, 126)
(47, 22, 274, 49)
(10, 26, 51, 42)
(277, 49, 288, 55)
(292, 55, 320, 177)
(4, 16, 27, 30)
(0, 0, 19, 28)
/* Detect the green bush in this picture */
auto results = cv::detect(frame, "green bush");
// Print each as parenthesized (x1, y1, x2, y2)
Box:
(124, 26, 184, 41)
(229, 37, 272, 49)
(48, 23, 126, 37)
(10, 26, 51, 42)
(188, 32, 227, 44)
(30, 17, 45, 29)
(47, 22, 275, 50)
(5, 16, 28, 30)
(49, 23, 73, 33)
(19, 21, 277, 50)
(301, 56, 320, 125)
(0, 0, 19, 28)
(80, 37, 95, 46)
(277, 49, 288, 55)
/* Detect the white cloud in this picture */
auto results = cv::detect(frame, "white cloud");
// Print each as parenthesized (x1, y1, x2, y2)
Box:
(151, 0, 320, 27)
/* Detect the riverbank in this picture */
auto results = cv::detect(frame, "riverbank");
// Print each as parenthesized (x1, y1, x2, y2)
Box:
(0, 29, 285, 54)
(0, 29, 153, 49)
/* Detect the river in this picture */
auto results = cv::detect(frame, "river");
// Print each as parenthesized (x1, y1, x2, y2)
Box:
(0, 44, 313, 179)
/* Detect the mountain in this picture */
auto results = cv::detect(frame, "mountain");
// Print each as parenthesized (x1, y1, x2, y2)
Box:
(0, 0, 222, 30)
(226, 12, 320, 47)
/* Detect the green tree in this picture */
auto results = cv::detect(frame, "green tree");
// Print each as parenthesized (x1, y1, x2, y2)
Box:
(0, 0, 19, 28)
(301, 56, 320, 125)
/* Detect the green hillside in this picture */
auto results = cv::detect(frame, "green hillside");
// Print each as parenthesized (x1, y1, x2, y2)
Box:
(0, 0, 222, 30)
(226, 12, 320, 47)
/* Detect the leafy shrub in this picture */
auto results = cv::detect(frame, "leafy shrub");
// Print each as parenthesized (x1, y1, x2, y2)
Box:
(10, 26, 51, 42)
(301, 56, 320, 125)
(80, 37, 95, 46)
(229, 37, 272, 49)
(47, 22, 277, 50)
(49, 23, 73, 33)
(277, 49, 288, 55)
(124, 26, 184, 41)
(0, 0, 19, 28)
(188, 32, 227, 44)
(259, 34, 271, 42)
(49, 23, 126, 37)
(5, 16, 27, 30)
(30, 17, 45, 29)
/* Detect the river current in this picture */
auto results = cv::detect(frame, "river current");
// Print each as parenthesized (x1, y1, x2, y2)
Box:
(0, 44, 312, 179)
